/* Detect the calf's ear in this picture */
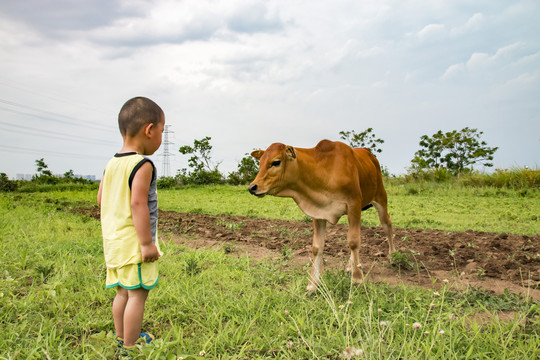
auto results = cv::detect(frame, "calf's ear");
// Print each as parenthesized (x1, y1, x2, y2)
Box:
(251, 150, 264, 160)
(286, 145, 296, 160)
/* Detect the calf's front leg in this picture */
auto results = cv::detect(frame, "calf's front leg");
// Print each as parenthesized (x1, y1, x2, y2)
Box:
(307, 219, 326, 292)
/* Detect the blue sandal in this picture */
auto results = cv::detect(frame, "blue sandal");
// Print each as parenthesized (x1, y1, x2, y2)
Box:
(115, 332, 154, 347)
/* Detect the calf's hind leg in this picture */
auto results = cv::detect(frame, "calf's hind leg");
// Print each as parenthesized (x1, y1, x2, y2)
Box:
(372, 200, 395, 255)
(346, 206, 364, 284)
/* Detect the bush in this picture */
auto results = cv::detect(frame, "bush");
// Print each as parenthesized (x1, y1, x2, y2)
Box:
(400, 167, 539, 190)
(157, 176, 180, 189)
(0, 173, 17, 192)
(176, 168, 224, 186)
(457, 168, 539, 189)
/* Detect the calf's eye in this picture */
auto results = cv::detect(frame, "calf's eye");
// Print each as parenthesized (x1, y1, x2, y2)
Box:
(271, 160, 281, 167)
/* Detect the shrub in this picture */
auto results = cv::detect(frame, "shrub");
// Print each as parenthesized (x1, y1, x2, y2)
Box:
(0, 173, 17, 192)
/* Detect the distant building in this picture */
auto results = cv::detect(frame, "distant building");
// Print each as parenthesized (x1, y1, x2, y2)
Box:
(75, 174, 96, 181)
(15, 173, 96, 181)
(16, 174, 34, 181)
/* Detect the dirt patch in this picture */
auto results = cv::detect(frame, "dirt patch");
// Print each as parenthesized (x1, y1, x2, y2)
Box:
(77, 205, 540, 301)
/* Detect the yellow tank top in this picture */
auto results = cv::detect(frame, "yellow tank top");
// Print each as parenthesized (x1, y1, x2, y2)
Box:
(100, 153, 161, 269)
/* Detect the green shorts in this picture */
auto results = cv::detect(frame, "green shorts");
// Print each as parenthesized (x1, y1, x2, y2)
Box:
(106, 262, 159, 290)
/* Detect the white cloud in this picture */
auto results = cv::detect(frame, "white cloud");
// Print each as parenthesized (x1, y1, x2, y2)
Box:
(417, 24, 446, 42)
(441, 63, 465, 80)
(84, 0, 287, 47)
(450, 12, 484, 36)
(1, 0, 539, 177)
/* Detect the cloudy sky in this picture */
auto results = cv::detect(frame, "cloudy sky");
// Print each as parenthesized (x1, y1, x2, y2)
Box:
(1, 0, 539, 179)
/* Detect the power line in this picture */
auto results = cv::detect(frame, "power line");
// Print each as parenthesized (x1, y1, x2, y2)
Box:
(0, 98, 115, 132)
(0, 121, 116, 146)
(0, 144, 106, 160)
(0, 79, 109, 116)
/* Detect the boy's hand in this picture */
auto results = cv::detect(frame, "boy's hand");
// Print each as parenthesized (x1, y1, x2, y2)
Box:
(141, 243, 161, 263)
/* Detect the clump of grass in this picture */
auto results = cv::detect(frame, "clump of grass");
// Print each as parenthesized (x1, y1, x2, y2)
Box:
(35, 263, 54, 283)
(184, 252, 202, 276)
(216, 219, 244, 231)
(390, 251, 415, 270)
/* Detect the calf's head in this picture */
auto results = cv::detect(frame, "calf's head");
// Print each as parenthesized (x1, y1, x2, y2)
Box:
(248, 143, 296, 197)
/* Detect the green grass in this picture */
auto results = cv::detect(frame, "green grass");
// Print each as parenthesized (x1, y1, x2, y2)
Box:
(1, 192, 539, 359)
(16, 182, 538, 235)
(158, 184, 539, 235)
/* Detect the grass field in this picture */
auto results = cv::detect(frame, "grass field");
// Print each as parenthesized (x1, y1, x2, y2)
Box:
(1, 186, 539, 359)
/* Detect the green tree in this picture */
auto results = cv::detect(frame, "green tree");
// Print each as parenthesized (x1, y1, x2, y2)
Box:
(35, 158, 53, 176)
(227, 153, 259, 185)
(339, 128, 384, 154)
(63, 169, 75, 179)
(411, 127, 498, 174)
(178, 137, 223, 185)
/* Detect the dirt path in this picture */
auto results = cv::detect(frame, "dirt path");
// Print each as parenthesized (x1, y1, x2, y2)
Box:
(159, 210, 540, 301)
(75, 204, 540, 301)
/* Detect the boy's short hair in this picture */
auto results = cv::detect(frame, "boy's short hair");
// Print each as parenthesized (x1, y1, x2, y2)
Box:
(118, 97, 164, 137)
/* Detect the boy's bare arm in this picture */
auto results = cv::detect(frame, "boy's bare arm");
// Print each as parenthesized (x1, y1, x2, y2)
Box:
(97, 179, 103, 206)
(131, 162, 160, 263)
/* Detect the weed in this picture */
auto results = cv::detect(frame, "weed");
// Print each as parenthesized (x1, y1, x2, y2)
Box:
(278, 227, 292, 238)
(216, 219, 244, 231)
(390, 251, 414, 270)
(184, 253, 201, 276)
(223, 243, 235, 254)
(35, 264, 54, 283)
(280, 244, 294, 260)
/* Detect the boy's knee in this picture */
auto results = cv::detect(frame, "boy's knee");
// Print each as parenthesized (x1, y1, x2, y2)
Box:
(127, 287, 149, 300)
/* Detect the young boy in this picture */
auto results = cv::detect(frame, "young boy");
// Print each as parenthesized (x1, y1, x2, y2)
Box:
(97, 97, 165, 358)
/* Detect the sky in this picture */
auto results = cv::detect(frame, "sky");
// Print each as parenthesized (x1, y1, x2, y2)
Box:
(1, 0, 539, 179)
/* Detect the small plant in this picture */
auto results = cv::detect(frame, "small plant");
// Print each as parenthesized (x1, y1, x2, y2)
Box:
(216, 219, 244, 231)
(223, 243, 235, 254)
(476, 268, 486, 276)
(406, 186, 419, 195)
(280, 244, 294, 260)
(390, 251, 414, 270)
(35, 264, 54, 282)
(184, 253, 201, 276)
(278, 227, 292, 238)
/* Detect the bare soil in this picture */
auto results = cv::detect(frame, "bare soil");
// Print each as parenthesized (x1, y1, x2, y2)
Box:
(78, 206, 540, 301)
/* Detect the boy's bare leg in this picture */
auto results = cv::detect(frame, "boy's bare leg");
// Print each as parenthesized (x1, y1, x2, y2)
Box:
(123, 288, 149, 347)
(113, 287, 129, 339)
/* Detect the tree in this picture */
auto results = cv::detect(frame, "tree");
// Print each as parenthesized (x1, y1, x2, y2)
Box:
(411, 127, 498, 174)
(179, 137, 215, 173)
(178, 137, 223, 185)
(35, 158, 53, 176)
(227, 153, 259, 185)
(339, 128, 384, 154)
(63, 169, 75, 179)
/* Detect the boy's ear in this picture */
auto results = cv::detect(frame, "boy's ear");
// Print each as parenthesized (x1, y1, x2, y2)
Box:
(143, 123, 154, 137)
